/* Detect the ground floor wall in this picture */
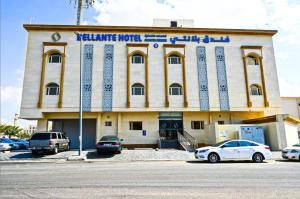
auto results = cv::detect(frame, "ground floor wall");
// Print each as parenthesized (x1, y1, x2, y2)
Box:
(35, 111, 289, 149)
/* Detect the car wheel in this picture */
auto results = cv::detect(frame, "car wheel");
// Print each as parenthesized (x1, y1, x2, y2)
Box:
(53, 145, 59, 154)
(252, 153, 264, 163)
(208, 153, 219, 163)
(65, 144, 70, 151)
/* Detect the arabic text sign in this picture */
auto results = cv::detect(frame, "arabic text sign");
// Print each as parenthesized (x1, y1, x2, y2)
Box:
(76, 33, 230, 44)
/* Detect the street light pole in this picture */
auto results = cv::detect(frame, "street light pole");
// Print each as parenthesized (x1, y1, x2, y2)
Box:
(75, 32, 83, 156)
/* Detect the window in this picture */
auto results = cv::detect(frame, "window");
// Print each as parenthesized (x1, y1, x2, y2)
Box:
(222, 141, 238, 148)
(170, 21, 178, 27)
(51, 133, 57, 139)
(250, 84, 262, 95)
(132, 83, 144, 95)
(218, 121, 225, 125)
(239, 141, 252, 147)
(46, 83, 59, 95)
(130, 122, 143, 130)
(169, 83, 182, 95)
(168, 55, 181, 64)
(191, 121, 204, 130)
(132, 54, 144, 64)
(49, 53, 62, 63)
(247, 55, 259, 65)
(58, 133, 62, 139)
(105, 121, 112, 126)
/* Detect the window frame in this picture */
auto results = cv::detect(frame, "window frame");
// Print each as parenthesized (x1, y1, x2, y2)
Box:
(247, 55, 259, 65)
(169, 83, 183, 95)
(46, 83, 60, 95)
(129, 121, 143, 130)
(49, 53, 62, 63)
(191, 121, 205, 130)
(250, 84, 262, 96)
(168, 55, 181, 64)
(131, 83, 145, 95)
(105, 121, 112, 127)
(131, 54, 145, 64)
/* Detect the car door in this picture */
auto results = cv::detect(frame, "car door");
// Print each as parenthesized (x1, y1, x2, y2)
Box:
(238, 141, 255, 159)
(220, 141, 240, 159)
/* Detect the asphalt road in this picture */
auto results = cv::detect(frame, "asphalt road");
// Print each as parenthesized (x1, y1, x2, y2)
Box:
(1, 160, 299, 199)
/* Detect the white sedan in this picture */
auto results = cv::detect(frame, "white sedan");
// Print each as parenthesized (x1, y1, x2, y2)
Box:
(195, 140, 272, 163)
(282, 144, 300, 160)
(0, 142, 11, 152)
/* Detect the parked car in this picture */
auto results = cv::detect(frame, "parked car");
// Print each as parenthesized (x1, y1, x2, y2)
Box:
(282, 144, 300, 160)
(0, 138, 20, 150)
(29, 132, 70, 154)
(96, 136, 123, 154)
(0, 139, 11, 151)
(10, 138, 29, 149)
(194, 140, 272, 163)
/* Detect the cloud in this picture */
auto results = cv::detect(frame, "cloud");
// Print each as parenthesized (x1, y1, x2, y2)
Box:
(1, 86, 22, 104)
(278, 78, 300, 97)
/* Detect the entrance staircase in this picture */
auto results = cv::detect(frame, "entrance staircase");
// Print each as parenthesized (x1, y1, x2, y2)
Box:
(158, 130, 197, 152)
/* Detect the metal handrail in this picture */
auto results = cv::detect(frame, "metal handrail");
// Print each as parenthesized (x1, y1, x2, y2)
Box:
(181, 130, 197, 149)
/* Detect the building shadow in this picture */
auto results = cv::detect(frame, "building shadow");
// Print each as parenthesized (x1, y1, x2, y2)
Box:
(86, 151, 116, 159)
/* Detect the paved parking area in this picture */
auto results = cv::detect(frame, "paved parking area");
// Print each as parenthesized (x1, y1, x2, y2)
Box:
(0, 150, 77, 162)
(0, 149, 283, 162)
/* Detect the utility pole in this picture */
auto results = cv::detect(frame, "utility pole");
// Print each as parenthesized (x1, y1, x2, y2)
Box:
(70, 0, 96, 25)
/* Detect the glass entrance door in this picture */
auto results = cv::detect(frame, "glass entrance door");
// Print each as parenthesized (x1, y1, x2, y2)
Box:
(159, 120, 183, 140)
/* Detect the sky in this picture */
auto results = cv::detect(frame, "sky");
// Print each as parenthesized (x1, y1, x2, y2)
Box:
(1, 0, 300, 127)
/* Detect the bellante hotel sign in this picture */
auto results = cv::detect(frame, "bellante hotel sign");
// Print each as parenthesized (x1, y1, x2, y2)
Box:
(76, 33, 230, 44)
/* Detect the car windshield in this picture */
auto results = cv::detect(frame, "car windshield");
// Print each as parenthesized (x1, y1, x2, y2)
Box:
(31, 133, 50, 140)
(212, 140, 230, 147)
(293, 144, 300, 147)
(100, 136, 119, 141)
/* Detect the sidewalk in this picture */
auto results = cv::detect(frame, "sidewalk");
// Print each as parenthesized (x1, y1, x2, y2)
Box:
(0, 149, 283, 163)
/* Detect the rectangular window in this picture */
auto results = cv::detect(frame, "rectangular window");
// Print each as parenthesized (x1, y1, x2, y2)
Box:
(46, 87, 59, 95)
(170, 21, 177, 27)
(51, 133, 57, 139)
(191, 121, 204, 130)
(132, 87, 144, 95)
(105, 121, 112, 126)
(169, 87, 182, 95)
(168, 56, 181, 64)
(129, 121, 142, 130)
(218, 121, 225, 125)
(132, 55, 144, 64)
(49, 55, 61, 63)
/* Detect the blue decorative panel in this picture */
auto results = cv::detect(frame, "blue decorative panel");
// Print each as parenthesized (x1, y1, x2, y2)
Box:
(215, 46, 230, 111)
(196, 46, 210, 110)
(102, 44, 114, 112)
(82, 44, 94, 112)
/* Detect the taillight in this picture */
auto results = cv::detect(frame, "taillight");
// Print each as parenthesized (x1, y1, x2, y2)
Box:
(265, 146, 270, 150)
(49, 140, 54, 145)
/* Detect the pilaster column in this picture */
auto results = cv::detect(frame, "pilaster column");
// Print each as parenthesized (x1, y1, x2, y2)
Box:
(127, 54, 131, 108)
(145, 54, 150, 108)
(259, 56, 269, 107)
(242, 55, 252, 107)
(38, 53, 47, 108)
(117, 113, 122, 137)
(96, 113, 102, 142)
(58, 53, 66, 108)
(164, 54, 169, 107)
(182, 55, 188, 107)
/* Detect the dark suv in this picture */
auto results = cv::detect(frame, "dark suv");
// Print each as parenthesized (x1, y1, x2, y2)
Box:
(29, 132, 70, 154)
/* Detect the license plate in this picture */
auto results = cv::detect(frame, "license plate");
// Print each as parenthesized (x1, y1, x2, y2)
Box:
(104, 144, 111, 146)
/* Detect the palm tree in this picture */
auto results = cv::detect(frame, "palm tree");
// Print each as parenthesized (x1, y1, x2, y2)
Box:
(0, 124, 23, 138)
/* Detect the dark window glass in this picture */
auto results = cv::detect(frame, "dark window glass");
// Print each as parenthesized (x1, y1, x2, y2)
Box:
(105, 121, 112, 126)
(61, 134, 66, 139)
(49, 54, 61, 63)
(132, 55, 144, 64)
(222, 141, 238, 148)
(46, 83, 59, 95)
(130, 122, 142, 130)
(239, 141, 252, 147)
(218, 121, 225, 125)
(58, 133, 62, 139)
(191, 121, 204, 130)
(100, 136, 119, 141)
(168, 56, 181, 64)
(250, 84, 262, 96)
(170, 21, 177, 27)
(169, 84, 182, 95)
(31, 133, 50, 140)
(132, 84, 145, 95)
(52, 133, 57, 139)
(250, 142, 259, 146)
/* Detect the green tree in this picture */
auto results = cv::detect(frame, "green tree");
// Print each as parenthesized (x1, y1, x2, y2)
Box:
(0, 124, 23, 138)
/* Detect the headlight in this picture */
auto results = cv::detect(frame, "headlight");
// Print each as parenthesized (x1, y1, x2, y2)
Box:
(198, 149, 209, 153)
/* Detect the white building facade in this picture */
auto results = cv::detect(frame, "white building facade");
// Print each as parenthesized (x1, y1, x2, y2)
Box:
(21, 20, 289, 149)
